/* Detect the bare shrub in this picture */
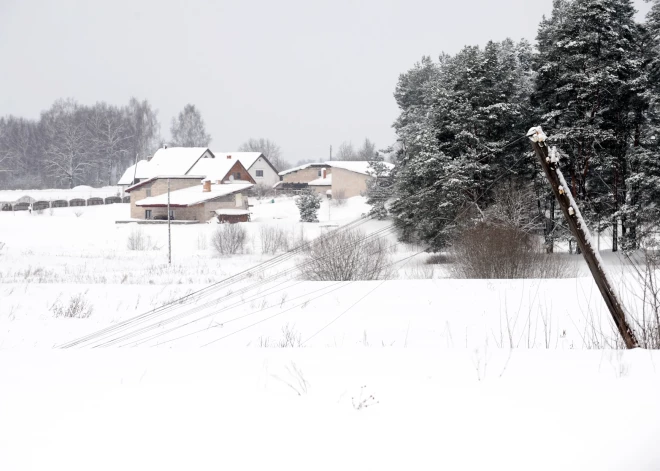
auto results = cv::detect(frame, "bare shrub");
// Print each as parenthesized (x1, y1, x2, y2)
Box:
(212, 223, 247, 255)
(426, 253, 452, 265)
(259, 324, 302, 348)
(299, 228, 392, 281)
(127, 226, 160, 251)
(0, 241, 5, 252)
(260, 226, 291, 254)
(400, 260, 434, 279)
(196, 232, 208, 251)
(73, 210, 83, 218)
(251, 183, 275, 199)
(450, 222, 574, 279)
(331, 189, 347, 206)
(50, 292, 94, 319)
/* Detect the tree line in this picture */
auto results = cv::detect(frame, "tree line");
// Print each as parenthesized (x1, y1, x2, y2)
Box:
(0, 99, 215, 189)
(387, 0, 660, 252)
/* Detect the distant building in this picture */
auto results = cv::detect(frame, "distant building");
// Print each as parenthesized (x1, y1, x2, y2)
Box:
(275, 161, 394, 198)
(131, 179, 252, 222)
(122, 147, 255, 222)
(213, 152, 280, 188)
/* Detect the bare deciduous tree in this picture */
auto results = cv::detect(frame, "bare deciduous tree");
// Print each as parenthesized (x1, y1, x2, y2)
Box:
(334, 139, 377, 161)
(335, 141, 356, 160)
(42, 100, 94, 188)
(170, 104, 211, 147)
(125, 97, 161, 160)
(239, 137, 286, 171)
(357, 138, 377, 160)
(88, 103, 131, 185)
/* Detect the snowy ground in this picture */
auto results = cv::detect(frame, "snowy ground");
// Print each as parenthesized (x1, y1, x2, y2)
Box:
(1, 196, 659, 470)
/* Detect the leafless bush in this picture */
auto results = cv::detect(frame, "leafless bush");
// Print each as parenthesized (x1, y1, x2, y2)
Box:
(485, 180, 543, 234)
(259, 324, 303, 347)
(73, 209, 83, 218)
(331, 189, 347, 206)
(299, 228, 392, 281)
(400, 260, 434, 279)
(260, 226, 291, 254)
(450, 222, 574, 279)
(50, 292, 94, 319)
(251, 183, 275, 199)
(426, 253, 452, 265)
(127, 226, 159, 251)
(212, 223, 247, 255)
(0, 241, 5, 252)
(196, 232, 208, 250)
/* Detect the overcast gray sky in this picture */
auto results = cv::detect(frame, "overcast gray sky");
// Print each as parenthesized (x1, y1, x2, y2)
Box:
(0, 0, 653, 164)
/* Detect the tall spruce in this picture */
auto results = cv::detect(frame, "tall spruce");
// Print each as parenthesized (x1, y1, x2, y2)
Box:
(533, 0, 647, 251)
(390, 42, 535, 248)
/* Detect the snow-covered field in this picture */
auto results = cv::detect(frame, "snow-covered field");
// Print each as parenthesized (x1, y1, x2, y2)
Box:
(1, 196, 659, 470)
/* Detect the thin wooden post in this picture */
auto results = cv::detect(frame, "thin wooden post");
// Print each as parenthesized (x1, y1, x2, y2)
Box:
(529, 129, 638, 348)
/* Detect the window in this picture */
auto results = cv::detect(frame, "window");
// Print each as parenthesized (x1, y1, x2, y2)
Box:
(168, 210, 175, 220)
(256, 170, 264, 177)
(235, 193, 243, 207)
(235, 172, 241, 180)
(146, 188, 152, 197)
(317, 170, 322, 177)
(145, 210, 152, 219)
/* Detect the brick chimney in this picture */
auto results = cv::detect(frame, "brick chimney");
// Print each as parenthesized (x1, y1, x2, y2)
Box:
(322, 168, 327, 179)
(226, 154, 232, 159)
(203, 180, 211, 192)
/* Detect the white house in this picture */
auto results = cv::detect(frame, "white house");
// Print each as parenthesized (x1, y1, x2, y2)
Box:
(213, 152, 280, 188)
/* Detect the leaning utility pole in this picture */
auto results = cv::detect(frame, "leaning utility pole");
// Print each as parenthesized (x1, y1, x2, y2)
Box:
(527, 127, 638, 349)
(167, 178, 171, 265)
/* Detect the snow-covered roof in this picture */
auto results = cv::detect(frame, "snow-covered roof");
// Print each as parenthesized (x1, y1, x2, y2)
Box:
(212, 152, 263, 171)
(118, 160, 152, 185)
(326, 161, 395, 176)
(147, 147, 211, 176)
(214, 208, 250, 216)
(136, 182, 253, 207)
(188, 157, 242, 182)
(308, 175, 332, 186)
(278, 162, 328, 176)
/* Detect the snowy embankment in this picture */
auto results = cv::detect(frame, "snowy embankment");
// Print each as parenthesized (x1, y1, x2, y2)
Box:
(0, 185, 121, 203)
(1, 196, 660, 469)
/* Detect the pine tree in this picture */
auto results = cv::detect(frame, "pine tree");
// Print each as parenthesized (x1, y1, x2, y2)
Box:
(296, 191, 321, 223)
(390, 41, 535, 249)
(533, 0, 647, 251)
(366, 153, 393, 219)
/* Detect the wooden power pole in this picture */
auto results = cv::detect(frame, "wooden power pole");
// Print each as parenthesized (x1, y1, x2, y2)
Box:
(528, 127, 638, 349)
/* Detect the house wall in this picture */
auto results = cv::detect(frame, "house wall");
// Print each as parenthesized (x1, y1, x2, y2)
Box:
(310, 185, 331, 196)
(248, 156, 279, 187)
(136, 192, 249, 222)
(219, 161, 256, 184)
(331, 167, 370, 198)
(129, 178, 200, 218)
(281, 166, 331, 184)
